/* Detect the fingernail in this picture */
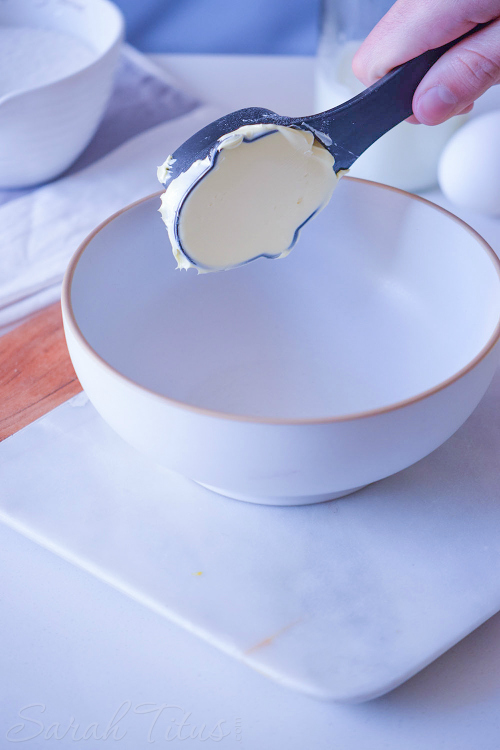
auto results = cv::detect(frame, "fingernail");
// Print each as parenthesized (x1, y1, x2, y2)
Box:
(414, 85, 458, 125)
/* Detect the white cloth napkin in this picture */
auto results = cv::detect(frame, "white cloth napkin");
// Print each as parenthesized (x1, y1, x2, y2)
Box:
(0, 45, 222, 334)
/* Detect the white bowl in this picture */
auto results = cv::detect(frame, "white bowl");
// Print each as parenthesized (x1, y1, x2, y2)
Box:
(0, 0, 124, 189)
(62, 177, 500, 505)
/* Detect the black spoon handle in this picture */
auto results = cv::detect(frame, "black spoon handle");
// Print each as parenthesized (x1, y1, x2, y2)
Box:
(301, 23, 489, 171)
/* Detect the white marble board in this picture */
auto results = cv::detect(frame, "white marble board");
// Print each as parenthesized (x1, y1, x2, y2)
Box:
(1, 369, 500, 703)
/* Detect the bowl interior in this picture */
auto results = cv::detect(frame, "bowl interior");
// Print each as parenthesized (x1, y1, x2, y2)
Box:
(0, 0, 122, 56)
(69, 178, 500, 420)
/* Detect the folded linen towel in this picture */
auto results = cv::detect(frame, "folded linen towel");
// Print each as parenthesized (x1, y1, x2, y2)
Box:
(0, 45, 221, 334)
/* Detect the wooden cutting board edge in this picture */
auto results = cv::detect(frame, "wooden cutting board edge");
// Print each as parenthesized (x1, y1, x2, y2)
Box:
(0, 302, 82, 442)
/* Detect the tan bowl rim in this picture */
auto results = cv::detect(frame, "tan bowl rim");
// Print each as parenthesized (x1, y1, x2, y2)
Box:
(61, 177, 500, 426)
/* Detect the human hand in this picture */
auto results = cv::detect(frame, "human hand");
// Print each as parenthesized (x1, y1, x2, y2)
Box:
(352, 0, 500, 124)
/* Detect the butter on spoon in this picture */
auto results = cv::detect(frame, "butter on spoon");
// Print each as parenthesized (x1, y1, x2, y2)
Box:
(158, 124, 339, 272)
(158, 25, 486, 273)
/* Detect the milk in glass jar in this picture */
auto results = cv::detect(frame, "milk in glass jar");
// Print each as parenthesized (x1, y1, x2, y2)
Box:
(315, 0, 465, 191)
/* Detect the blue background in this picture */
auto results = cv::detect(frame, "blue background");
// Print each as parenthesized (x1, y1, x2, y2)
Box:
(113, 0, 321, 55)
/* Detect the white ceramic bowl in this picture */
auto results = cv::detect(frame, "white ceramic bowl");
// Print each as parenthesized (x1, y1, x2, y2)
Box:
(0, 0, 124, 189)
(62, 177, 500, 505)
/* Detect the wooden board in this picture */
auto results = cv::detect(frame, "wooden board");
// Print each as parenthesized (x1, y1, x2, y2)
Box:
(0, 303, 82, 442)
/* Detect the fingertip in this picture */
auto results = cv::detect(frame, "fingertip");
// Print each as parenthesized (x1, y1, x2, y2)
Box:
(351, 46, 372, 87)
(411, 97, 474, 125)
(413, 85, 459, 125)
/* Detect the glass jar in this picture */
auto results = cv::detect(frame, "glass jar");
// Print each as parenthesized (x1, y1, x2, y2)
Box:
(315, 0, 465, 192)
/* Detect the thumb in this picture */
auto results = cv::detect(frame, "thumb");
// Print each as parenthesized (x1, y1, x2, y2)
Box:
(413, 19, 500, 125)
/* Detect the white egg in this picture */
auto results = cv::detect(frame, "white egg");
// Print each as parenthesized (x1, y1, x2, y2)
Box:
(438, 110, 500, 216)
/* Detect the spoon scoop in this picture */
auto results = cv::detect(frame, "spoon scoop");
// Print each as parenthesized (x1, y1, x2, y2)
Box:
(158, 25, 485, 272)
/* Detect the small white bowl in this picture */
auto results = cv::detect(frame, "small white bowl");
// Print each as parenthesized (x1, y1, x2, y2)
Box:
(0, 0, 124, 189)
(62, 178, 500, 505)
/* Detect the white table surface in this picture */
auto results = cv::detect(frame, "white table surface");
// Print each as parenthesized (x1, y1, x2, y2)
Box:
(2, 53, 500, 749)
